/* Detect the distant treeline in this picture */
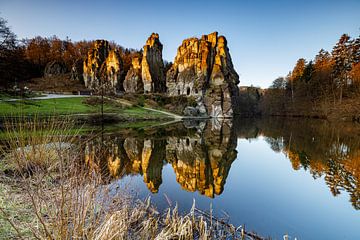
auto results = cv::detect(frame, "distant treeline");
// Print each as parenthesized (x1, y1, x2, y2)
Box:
(0, 16, 141, 88)
(239, 33, 360, 121)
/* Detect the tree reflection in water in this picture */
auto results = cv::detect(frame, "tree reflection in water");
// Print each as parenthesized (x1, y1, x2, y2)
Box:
(83, 117, 360, 209)
(234, 117, 360, 210)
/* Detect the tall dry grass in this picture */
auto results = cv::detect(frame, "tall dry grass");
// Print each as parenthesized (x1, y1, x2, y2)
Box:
(0, 116, 264, 240)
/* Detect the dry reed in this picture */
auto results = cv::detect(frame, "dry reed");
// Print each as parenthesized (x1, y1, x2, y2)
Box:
(0, 116, 265, 240)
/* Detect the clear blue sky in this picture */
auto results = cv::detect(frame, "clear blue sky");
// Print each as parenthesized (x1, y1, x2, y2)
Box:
(1, 0, 359, 87)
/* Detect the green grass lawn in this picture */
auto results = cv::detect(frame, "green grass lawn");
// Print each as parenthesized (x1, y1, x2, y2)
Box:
(0, 97, 171, 119)
(0, 97, 94, 115)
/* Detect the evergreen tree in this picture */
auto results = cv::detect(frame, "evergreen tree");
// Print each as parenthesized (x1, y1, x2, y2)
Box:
(302, 61, 314, 83)
(332, 34, 353, 103)
(271, 77, 287, 89)
(352, 35, 360, 64)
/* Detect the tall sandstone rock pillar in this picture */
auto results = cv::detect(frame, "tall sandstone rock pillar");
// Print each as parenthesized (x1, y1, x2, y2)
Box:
(166, 32, 239, 117)
(141, 33, 166, 93)
(83, 40, 124, 94)
(123, 33, 166, 94)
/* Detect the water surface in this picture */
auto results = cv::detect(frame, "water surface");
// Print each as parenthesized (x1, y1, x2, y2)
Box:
(83, 118, 360, 239)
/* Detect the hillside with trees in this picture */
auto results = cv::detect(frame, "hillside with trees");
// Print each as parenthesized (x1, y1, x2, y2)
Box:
(0, 16, 142, 92)
(259, 33, 360, 121)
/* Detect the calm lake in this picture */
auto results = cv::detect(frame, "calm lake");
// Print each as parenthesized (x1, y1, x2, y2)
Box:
(83, 118, 360, 239)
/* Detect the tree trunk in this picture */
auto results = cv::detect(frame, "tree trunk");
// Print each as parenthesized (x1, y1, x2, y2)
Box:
(339, 84, 343, 104)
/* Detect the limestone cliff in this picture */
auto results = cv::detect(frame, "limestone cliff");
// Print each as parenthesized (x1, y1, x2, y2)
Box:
(83, 40, 124, 94)
(141, 33, 166, 93)
(123, 56, 143, 93)
(166, 32, 239, 117)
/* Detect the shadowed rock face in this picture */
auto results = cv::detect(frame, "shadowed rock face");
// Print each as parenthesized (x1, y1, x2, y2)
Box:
(141, 33, 166, 93)
(83, 40, 124, 94)
(166, 32, 239, 117)
(44, 60, 67, 77)
(70, 59, 83, 82)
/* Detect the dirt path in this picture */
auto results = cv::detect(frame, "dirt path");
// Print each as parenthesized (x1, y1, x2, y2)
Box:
(109, 97, 183, 119)
(141, 107, 183, 119)
(2, 94, 85, 102)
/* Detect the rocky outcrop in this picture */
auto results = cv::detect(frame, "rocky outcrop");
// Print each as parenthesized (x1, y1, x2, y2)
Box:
(141, 33, 166, 93)
(166, 32, 239, 117)
(70, 59, 83, 82)
(83, 40, 124, 94)
(44, 61, 67, 77)
(123, 33, 166, 94)
(123, 56, 143, 93)
(183, 106, 199, 117)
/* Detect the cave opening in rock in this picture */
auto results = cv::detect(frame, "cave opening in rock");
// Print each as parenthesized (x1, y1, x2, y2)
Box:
(195, 88, 198, 94)
(186, 87, 191, 95)
(178, 89, 181, 95)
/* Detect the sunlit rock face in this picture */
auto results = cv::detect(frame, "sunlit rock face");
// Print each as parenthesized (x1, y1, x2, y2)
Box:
(166, 32, 240, 117)
(83, 40, 124, 94)
(123, 57, 144, 93)
(141, 33, 166, 93)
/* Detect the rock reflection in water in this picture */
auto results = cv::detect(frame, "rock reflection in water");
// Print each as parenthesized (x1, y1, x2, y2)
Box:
(84, 119, 237, 198)
(167, 120, 237, 197)
(84, 117, 360, 208)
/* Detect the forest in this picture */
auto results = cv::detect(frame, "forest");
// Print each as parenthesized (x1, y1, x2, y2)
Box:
(0, 16, 142, 89)
(257, 33, 360, 120)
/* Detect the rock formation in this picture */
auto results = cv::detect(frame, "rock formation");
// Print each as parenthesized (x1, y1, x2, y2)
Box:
(166, 32, 239, 117)
(141, 33, 166, 93)
(70, 59, 83, 82)
(123, 56, 143, 93)
(123, 33, 166, 94)
(83, 40, 124, 94)
(44, 60, 67, 77)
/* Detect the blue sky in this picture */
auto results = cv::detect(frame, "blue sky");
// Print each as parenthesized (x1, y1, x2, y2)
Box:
(1, 0, 359, 87)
